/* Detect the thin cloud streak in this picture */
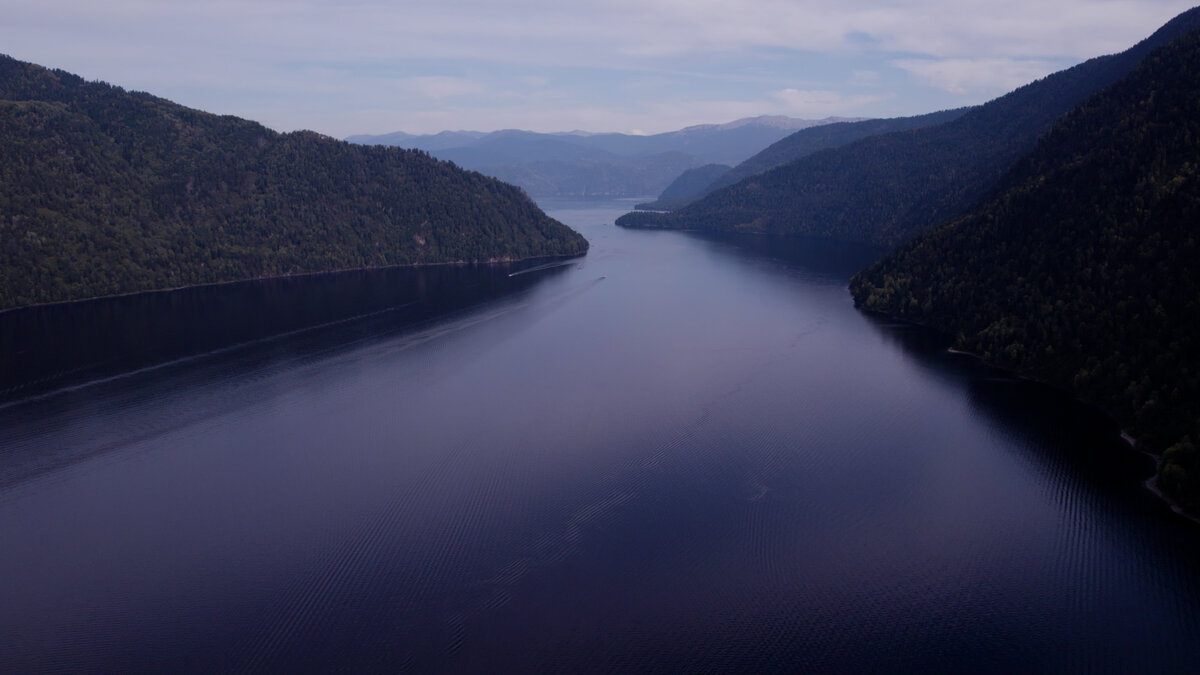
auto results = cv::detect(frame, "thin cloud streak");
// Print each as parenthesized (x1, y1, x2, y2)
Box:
(892, 58, 1062, 95)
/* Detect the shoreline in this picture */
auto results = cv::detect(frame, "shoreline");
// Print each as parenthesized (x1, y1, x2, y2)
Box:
(951, 347, 1200, 529)
(863, 307, 1200, 529)
(1137, 441, 1200, 527)
(0, 250, 587, 316)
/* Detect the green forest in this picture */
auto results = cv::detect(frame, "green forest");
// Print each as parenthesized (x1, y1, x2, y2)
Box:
(0, 55, 587, 311)
(851, 28, 1200, 512)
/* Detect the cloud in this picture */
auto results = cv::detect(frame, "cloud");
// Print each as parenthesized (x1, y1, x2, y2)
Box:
(520, 75, 551, 88)
(1, 0, 1194, 135)
(10, 1, 1193, 68)
(772, 89, 886, 115)
(849, 70, 881, 87)
(891, 58, 1059, 95)
(404, 76, 488, 101)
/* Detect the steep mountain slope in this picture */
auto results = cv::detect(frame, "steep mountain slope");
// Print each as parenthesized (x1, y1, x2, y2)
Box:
(617, 6, 1200, 247)
(851, 28, 1200, 512)
(0, 55, 587, 311)
(678, 108, 973, 207)
(636, 164, 732, 211)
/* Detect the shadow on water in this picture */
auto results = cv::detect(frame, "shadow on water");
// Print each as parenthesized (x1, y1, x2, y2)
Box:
(658, 227, 1167, 513)
(682, 230, 886, 282)
(666, 225, 1200, 555)
(671, 230, 1200, 670)
(0, 261, 573, 492)
(0, 260, 574, 405)
(859, 312, 1200, 550)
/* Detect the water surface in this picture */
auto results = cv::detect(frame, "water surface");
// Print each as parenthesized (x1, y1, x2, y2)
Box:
(2, 198, 1199, 673)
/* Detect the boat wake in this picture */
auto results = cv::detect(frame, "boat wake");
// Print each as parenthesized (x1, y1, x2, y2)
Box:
(507, 260, 577, 277)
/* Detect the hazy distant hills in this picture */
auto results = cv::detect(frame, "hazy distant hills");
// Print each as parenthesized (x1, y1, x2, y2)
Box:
(636, 108, 972, 211)
(696, 108, 974, 198)
(852, 24, 1200, 511)
(347, 116, 861, 197)
(617, 6, 1200, 247)
(0, 54, 587, 311)
(636, 164, 732, 211)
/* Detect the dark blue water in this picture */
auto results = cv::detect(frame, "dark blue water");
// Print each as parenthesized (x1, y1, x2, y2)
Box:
(2, 198, 1199, 673)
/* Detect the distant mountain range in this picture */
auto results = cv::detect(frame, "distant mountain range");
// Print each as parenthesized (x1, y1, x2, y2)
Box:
(616, 7, 1200, 248)
(347, 116, 862, 198)
(635, 108, 971, 211)
(0, 54, 587, 311)
(852, 18, 1200, 513)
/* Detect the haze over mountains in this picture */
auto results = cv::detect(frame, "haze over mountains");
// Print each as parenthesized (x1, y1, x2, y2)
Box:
(347, 116, 860, 198)
(635, 108, 973, 211)
(637, 164, 733, 212)
(616, 7, 1200, 248)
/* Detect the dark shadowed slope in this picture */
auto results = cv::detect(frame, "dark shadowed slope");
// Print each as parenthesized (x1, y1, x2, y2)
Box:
(852, 27, 1200, 513)
(0, 55, 587, 311)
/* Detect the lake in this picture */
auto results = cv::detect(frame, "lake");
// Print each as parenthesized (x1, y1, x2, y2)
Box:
(2, 197, 1199, 673)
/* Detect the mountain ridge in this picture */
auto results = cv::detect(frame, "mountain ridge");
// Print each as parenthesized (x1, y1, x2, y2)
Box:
(346, 115, 861, 149)
(635, 107, 974, 212)
(346, 116, 862, 197)
(616, 6, 1200, 247)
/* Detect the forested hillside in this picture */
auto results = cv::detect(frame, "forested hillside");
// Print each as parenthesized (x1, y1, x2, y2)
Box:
(0, 55, 587, 311)
(676, 108, 972, 207)
(617, 6, 1200, 247)
(851, 28, 1200, 512)
(636, 163, 732, 211)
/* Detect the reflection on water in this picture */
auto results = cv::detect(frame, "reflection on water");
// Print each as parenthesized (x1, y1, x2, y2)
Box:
(686, 229, 886, 281)
(1, 198, 1199, 673)
(1, 261, 572, 403)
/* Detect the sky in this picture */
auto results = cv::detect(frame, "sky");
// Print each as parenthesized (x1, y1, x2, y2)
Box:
(2, 1, 1195, 138)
